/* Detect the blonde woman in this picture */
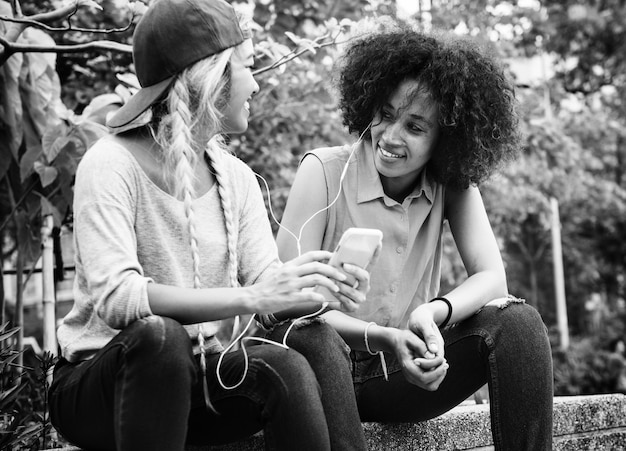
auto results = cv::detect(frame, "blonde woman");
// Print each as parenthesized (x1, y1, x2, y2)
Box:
(49, 0, 368, 449)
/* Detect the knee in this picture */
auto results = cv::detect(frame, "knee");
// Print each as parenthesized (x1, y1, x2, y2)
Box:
(252, 348, 320, 398)
(285, 320, 351, 361)
(493, 302, 547, 337)
(126, 316, 193, 366)
(480, 303, 551, 359)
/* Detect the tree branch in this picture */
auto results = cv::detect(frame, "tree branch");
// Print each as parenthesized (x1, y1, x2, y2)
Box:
(0, 0, 134, 65)
(0, 35, 132, 55)
(252, 31, 345, 76)
(0, 14, 134, 34)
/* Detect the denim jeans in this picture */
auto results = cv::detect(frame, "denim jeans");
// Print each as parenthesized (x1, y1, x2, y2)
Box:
(49, 316, 366, 451)
(351, 302, 554, 451)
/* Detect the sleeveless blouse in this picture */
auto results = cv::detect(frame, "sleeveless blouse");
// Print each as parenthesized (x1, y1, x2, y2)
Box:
(306, 141, 446, 329)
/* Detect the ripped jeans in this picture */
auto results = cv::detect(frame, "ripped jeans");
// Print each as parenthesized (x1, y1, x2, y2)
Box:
(49, 316, 366, 451)
(350, 301, 554, 451)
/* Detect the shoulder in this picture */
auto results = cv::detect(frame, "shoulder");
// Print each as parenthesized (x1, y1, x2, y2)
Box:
(304, 145, 351, 165)
(78, 135, 138, 178)
(220, 152, 257, 190)
(74, 136, 141, 208)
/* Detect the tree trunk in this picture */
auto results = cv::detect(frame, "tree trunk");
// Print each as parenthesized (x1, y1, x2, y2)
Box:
(528, 257, 539, 309)
(15, 250, 24, 382)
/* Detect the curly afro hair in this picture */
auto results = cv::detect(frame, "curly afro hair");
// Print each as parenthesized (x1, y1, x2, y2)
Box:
(335, 25, 521, 189)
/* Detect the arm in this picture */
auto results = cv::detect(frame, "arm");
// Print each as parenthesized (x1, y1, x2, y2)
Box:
(408, 185, 508, 348)
(148, 250, 346, 323)
(274, 154, 370, 318)
(77, 145, 346, 329)
(277, 154, 447, 389)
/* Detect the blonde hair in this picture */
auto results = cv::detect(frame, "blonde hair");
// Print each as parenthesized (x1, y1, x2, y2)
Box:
(150, 47, 239, 291)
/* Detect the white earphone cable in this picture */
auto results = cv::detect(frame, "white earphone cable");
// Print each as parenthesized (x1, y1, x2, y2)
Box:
(216, 125, 371, 391)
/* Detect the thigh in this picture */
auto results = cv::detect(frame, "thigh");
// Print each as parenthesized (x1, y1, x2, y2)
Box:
(356, 331, 488, 422)
(50, 316, 196, 450)
(187, 343, 325, 446)
(49, 344, 125, 450)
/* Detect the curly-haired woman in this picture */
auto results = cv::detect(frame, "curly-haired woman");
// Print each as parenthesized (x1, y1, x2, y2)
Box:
(274, 21, 554, 450)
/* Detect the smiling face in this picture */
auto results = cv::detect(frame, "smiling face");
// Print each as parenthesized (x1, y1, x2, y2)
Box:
(221, 39, 259, 134)
(370, 79, 440, 201)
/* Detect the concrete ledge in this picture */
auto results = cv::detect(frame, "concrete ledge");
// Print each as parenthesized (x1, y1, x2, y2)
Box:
(48, 394, 626, 450)
(204, 394, 626, 451)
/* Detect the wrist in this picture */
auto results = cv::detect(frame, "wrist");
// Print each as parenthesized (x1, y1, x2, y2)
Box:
(428, 297, 453, 328)
(365, 323, 394, 354)
(238, 286, 259, 315)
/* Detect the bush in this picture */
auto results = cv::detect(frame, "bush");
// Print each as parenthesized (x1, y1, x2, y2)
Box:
(553, 336, 626, 396)
(0, 323, 65, 450)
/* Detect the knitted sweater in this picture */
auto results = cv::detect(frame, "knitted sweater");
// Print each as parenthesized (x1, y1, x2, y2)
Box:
(57, 137, 280, 362)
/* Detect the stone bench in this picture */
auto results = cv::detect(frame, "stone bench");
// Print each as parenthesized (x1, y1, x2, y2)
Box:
(49, 394, 626, 450)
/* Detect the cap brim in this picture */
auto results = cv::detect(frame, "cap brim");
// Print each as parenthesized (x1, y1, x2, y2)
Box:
(106, 76, 175, 129)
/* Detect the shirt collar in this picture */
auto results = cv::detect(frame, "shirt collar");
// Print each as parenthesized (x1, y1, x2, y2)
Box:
(356, 140, 435, 205)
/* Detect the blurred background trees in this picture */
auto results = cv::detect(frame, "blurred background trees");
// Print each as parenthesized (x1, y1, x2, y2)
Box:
(1, 0, 625, 414)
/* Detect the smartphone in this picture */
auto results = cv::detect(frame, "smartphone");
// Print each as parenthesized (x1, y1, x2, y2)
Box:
(326, 227, 383, 287)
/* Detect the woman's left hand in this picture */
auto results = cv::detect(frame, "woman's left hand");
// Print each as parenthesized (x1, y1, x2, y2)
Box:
(326, 263, 371, 312)
(326, 241, 381, 312)
(407, 303, 446, 365)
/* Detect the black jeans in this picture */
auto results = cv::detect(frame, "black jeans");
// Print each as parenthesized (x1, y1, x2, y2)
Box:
(49, 316, 366, 451)
(351, 302, 554, 451)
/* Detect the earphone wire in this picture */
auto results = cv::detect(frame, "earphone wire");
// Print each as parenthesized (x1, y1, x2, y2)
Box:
(216, 124, 371, 391)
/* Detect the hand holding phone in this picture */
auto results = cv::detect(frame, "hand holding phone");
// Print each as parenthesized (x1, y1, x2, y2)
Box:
(326, 227, 383, 287)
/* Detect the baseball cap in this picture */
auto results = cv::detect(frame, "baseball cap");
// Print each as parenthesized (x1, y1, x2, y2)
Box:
(107, 0, 248, 129)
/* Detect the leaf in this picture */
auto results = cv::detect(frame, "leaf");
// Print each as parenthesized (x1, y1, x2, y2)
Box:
(284, 31, 301, 45)
(297, 39, 318, 55)
(45, 136, 72, 164)
(19, 143, 42, 182)
(80, 93, 123, 125)
(129, 1, 148, 16)
(33, 162, 58, 188)
(0, 137, 16, 181)
(116, 72, 141, 90)
(0, 383, 25, 411)
(0, 48, 24, 160)
(72, 121, 108, 149)
(42, 122, 69, 163)
(78, 0, 103, 10)
(19, 28, 57, 78)
(0, 325, 20, 342)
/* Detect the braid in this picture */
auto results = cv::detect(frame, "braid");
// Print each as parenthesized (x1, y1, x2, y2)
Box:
(157, 77, 203, 289)
(206, 141, 238, 288)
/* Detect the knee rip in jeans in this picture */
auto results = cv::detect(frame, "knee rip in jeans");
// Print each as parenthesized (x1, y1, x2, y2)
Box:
(483, 294, 526, 309)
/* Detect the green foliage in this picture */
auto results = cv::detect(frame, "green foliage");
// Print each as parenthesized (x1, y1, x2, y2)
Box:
(233, 15, 353, 230)
(553, 340, 625, 396)
(0, 323, 62, 450)
(480, 81, 626, 330)
(552, 311, 626, 396)
(0, 8, 109, 265)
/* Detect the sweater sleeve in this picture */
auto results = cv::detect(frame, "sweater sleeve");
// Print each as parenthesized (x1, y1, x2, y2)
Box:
(73, 142, 153, 330)
(233, 162, 281, 286)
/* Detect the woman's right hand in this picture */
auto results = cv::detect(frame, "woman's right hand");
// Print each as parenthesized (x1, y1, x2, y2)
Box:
(388, 327, 448, 391)
(247, 250, 348, 314)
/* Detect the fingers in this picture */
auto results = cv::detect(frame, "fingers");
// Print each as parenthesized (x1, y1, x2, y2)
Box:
(292, 260, 348, 285)
(402, 355, 449, 390)
(367, 242, 383, 269)
(421, 322, 444, 357)
(408, 308, 445, 358)
(289, 250, 334, 265)
(332, 290, 362, 312)
(342, 263, 370, 292)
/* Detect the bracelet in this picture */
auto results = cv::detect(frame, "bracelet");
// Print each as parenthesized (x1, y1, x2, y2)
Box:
(364, 322, 378, 355)
(364, 322, 389, 381)
(429, 297, 453, 329)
